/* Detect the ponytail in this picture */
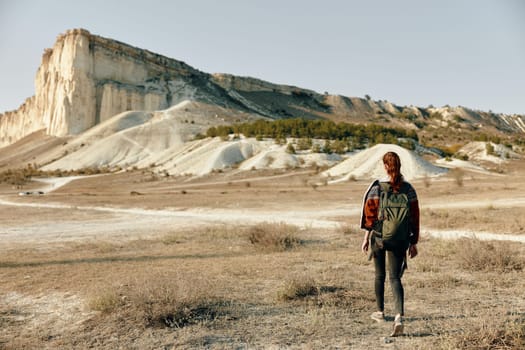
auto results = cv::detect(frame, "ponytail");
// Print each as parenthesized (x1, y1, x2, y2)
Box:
(383, 152, 403, 192)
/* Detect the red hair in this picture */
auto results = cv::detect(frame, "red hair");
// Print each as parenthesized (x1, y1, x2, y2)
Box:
(383, 152, 403, 192)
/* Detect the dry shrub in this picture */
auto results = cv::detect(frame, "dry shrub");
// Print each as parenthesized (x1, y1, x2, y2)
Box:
(453, 317, 525, 350)
(131, 280, 218, 328)
(277, 278, 318, 301)
(248, 222, 302, 251)
(277, 279, 371, 312)
(413, 274, 464, 289)
(88, 273, 222, 328)
(0, 168, 33, 186)
(450, 168, 465, 187)
(0, 165, 116, 186)
(422, 207, 524, 234)
(423, 174, 432, 188)
(161, 225, 247, 245)
(89, 290, 123, 314)
(458, 238, 523, 272)
(440, 143, 464, 156)
(340, 224, 360, 235)
(202, 224, 247, 241)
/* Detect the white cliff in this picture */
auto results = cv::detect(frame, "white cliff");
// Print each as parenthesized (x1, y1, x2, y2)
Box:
(1, 28, 524, 149)
(0, 29, 201, 147)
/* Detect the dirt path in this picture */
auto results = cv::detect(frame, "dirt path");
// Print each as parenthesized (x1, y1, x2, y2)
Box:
(2, 198, 525, 245)
(2, 176, 524, 245)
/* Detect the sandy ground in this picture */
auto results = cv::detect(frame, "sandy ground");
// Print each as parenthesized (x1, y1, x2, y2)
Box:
(1, 165, 525, 349)
(1, 167, 525, 246)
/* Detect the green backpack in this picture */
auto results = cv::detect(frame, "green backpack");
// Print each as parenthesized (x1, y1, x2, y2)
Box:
(375, 182, 411, 249)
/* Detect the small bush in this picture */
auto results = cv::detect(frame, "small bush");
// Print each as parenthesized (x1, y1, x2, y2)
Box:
(450, 168, 464, 187)
(459, 238, 523, 272)
(486, 142, 496, 156)
(437, 144, 464, 157)
(0, 165, 117, 185)
(296, 138, 312, 151)
(89, 274, 222, 328)
(132, 283, 217, 328)
(423, 174, 432, 188)
(277, 278, 318, 301)
(248, 222, 302, 252)
(453, 316, 525, 349)
(341, 224, 360, 235)
(455, 153, 469, 161)
(89, 291, 123, 314)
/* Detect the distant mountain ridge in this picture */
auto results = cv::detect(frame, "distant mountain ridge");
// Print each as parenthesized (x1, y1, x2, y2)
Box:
(1, 28, 524, 148)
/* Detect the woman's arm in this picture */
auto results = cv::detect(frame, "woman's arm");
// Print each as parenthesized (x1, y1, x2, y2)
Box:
(361, 230, 371, 254)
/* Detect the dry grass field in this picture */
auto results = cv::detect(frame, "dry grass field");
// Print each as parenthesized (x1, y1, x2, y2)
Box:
(1, 161, 525, 349)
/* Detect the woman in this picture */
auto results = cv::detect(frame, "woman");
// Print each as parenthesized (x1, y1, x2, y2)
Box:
(360, 151, 420, 337)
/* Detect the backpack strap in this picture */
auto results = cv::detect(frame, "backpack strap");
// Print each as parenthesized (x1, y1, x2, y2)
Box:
(378, 182, 391, 220)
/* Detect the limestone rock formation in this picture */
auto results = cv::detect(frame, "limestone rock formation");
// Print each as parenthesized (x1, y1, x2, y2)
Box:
(0, 29, 217, 147)
(1, 28, 524, 149)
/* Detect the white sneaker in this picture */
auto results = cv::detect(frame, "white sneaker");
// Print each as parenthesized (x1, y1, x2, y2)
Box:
(390, 315, 404, 336)
(370, 311, 385, 323)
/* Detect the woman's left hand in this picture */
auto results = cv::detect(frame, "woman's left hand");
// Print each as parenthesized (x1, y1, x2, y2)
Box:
(361, 238, 369, 254)
(408, 244, 418, 258)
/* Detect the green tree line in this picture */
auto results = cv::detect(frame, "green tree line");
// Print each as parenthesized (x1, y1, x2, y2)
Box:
(205, 118, 418, 147)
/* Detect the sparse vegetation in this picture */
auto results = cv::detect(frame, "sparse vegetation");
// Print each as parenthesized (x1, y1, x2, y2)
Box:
(451, 315, 525, 349)
(423, 174, 432, 188)
(126, 276, 219, 328)
(450, 168, 465, 186)
(436, 144, 464, 157)
(0, 164, 117, 186)
(88, 290, 123, 314)
(296, 137, 313, 151)
(458, 238, 523, 272)
(421, 207, 525, 234)
(205, 118, 419, 150)
(340, 223, 360, 235)
(248, 222, 302, 251)
(2, 163, 525, 349)
(89, 274, 224, 329)
(1, 213, 525, 349)
(486, 142, 496, 156)
(277, 277, 318, 301)
(322, 139, 332, 154)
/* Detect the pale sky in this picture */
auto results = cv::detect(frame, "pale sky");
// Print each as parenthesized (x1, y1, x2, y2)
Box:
(0, 0, 524, 115)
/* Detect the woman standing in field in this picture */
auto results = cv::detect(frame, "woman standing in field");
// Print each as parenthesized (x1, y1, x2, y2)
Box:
(360, 151, 420, 337)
